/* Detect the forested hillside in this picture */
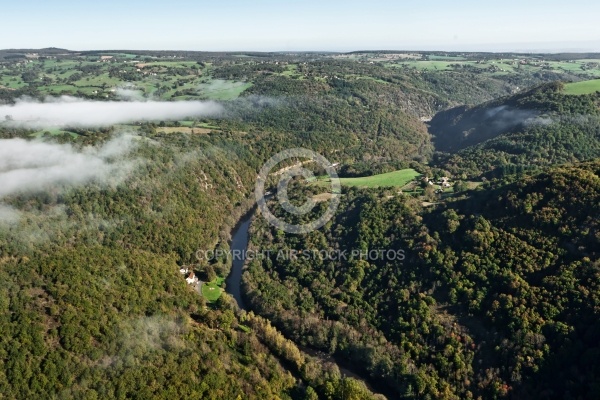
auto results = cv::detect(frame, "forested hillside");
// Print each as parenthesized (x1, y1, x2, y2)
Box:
(243, 161, 600, 399)
(0, 130, 267, 399)
(0, 128, 388, 399)
(431, 83, 600, 178)
(1, 50, 600, 399)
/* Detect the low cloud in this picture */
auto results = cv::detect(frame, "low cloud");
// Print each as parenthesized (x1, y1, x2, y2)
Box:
(526, 116, 554, 126)
(0, 135, 138, 223)
(0, 204, 20, 226)
(481, 105, 558, 135)
(119, 315, 186, 354)
(485, 105, 540, 127)
(115, 87, 145, 101)
(222, 94, 286, 119)
(1, 96, 224, 129)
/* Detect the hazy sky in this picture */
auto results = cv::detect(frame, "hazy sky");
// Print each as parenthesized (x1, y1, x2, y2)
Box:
(2, 0, 599, 52)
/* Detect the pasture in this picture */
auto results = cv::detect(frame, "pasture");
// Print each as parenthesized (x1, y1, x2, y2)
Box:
(31, 128, 79, 138)
(197, 79, 252, 100)
(4, 58, 252, 101)
(316, 168, 421, 188)
(201, 277, 225, 302)
(380, 58, 600, 78)
(0, 76, 26, 89)
(564, 79, 600, 95)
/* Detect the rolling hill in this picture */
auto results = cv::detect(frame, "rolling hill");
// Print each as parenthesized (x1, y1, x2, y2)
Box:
(243, 160, 600, 398)
(430, 83, 600, 177)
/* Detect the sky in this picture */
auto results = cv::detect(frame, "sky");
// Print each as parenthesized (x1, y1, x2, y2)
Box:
(1, 0, 599, 52)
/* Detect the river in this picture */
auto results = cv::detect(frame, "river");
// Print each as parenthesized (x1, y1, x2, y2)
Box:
(224, 213, 252, 311)
(224, 211, 387, 397)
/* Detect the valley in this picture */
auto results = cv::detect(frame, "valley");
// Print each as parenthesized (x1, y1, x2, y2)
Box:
(0, 47, 599, 399)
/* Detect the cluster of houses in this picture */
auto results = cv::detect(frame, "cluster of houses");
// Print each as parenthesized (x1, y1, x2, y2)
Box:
(179, 267, 199, 285)
(423, 176, 452, 188)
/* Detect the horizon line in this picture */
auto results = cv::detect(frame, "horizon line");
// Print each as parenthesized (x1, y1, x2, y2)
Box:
(3, 47, 600, 55)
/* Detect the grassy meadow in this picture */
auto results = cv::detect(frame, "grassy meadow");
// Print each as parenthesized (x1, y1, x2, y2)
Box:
(564, 79, 600, 95)
(315, 168, 421, 188)
(201, 277, 225, 302)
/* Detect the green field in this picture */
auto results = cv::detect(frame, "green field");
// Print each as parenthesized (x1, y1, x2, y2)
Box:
(379, 58, 600, 78)
(429, 55, 468, 61)
(280, 64, 300, 77)
(197, 79, 252, 100)
(30, 128, 79, 138)
(3, 58, 252, 101)
(316, 168, 421, 188)
(73, 73, 120, 88)
(564, 79, 600, 95)
(0, 75, 26, 89)
(201, 277, 224, 302)
(137, 61, 199, 68)
(386, 61, 454, 71)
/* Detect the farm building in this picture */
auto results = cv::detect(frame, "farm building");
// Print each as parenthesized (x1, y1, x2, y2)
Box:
(186, 272, 199, 285)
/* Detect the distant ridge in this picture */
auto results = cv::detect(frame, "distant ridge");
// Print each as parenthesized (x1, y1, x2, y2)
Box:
(1, 48, 600, 60)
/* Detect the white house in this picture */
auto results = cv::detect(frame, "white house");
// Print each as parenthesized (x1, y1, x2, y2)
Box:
(186, 272, 199, 285)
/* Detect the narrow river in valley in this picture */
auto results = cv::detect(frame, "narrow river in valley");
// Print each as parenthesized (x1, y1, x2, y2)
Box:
(224, 214, 252, 311)
(224, 212, 387, 397)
